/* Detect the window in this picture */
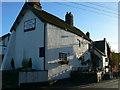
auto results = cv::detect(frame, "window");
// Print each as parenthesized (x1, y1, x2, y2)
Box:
(59, 53, 67, 61)
(77, 39, 81, 47)
(105, 58, 108, 62)
(2, 40, 5, 46)
(88, 44, 91, 50)
(24, 18, 36, 32)
(8, 36, 9, 41)
(39, 47, 45, 57)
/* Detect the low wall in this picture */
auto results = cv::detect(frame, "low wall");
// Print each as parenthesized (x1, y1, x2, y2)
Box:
(48, 65, 72, 80)
(2, 71, 19, 89)
(70, 71, 101, 83)
(19, 71, 48, 85)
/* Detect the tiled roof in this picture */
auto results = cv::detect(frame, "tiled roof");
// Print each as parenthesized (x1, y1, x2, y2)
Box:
(10, 2, 92, 42)
(0, 33, 10, 41)
(93, 40, 105, 54)
(94, 47, 106, 56)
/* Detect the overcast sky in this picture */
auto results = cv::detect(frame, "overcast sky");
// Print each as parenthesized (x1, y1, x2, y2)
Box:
(1, 1, 119, 52)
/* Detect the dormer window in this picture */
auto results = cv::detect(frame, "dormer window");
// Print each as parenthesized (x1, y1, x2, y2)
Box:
(24, 18, 36, 32)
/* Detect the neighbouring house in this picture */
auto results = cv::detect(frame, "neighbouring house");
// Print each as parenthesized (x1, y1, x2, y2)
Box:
(0, 33, 10, 66)
(1, 1, 92, 84)
(92, 38, 111, 74)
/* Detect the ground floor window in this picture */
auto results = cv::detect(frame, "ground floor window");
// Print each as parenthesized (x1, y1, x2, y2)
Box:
(59, 53, 67, 61)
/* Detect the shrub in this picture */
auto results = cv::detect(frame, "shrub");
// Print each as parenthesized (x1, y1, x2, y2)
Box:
(22, 59, 29, 68)
(28, 58, 32, 68)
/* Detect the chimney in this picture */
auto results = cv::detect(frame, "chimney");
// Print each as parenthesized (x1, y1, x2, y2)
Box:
(86, 32, 90, 38)
(26, 0, 42, 11)
(104, 38, 106, 41)
(65, 12, 73, 26)
(104, 38, 106, 43)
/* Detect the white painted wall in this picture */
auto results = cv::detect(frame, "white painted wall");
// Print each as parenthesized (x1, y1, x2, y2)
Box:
(45, 23, 91, 80)
(2, 9, 45, 70)
(103, 40, 109, 73)
(14, 9, 44, 70)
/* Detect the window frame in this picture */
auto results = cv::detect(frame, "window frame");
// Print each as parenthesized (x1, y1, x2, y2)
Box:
(105, 58, 108, 62)
(39, 47, 45, 57)
(77, 39, 81, 47)
(24, 18, 36, 32)
(59, 53, 67, 61)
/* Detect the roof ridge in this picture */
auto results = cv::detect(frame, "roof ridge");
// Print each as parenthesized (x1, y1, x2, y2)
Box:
(29, 4, 91, 41)
(10, 2, 92, 42)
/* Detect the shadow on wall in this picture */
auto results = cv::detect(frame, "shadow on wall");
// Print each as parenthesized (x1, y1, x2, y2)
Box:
(46, 45, 90, 69)
(46, 44, 92, 80)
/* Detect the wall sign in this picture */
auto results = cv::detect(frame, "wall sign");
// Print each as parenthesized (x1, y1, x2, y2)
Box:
(24, 18, 36, 32)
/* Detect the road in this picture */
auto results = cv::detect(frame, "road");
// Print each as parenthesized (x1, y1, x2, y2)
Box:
(76, 79, 119, 88)
(45, 79, 119, 89)
(4, 78, 119, 90)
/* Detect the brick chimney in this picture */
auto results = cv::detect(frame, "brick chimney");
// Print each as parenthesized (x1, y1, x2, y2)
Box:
(26, 0, 42, 11)
(86, 32, 90, 38)
(65, 12, 73, 26)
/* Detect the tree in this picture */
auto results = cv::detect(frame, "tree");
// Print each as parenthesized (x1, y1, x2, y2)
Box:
(110, 51, 120, 67)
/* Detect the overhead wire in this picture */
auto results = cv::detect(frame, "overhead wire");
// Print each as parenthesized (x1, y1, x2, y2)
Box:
(52, 2, 118, 18)
(70, 2, 118, 16)
(87, 2, 118, 12)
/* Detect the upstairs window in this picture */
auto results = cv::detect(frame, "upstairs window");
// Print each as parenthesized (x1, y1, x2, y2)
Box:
(39, 47, 45, 57)
(87, 44, 91, 50)
(24, 18, 36, 32)
(105, 58, 108, 62)
(59, 53, 67, 61)
(77, 39, 81, 47)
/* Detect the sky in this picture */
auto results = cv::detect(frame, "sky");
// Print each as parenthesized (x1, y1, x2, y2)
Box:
(1, 1, 119, 52)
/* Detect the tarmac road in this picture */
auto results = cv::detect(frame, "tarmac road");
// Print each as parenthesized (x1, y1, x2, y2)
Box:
(44, 79, 119, 90)
(76, 79, 119, 88)
(37, 78, 119, 90)
(3, 78, 119, 90)
(35, 79, 119, 90)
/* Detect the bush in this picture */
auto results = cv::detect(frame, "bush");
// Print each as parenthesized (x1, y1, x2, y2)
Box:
(118, 71, 120, 77)
(28, 58, 32, 68)
(22, 59, 29, 68)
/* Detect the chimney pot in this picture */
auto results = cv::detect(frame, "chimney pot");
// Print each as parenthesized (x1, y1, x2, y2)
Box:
(65, 12, 74, 26)
(26, 0, 42, 11)
(104, 38, 106, 41)
(86, 32, 90, 38)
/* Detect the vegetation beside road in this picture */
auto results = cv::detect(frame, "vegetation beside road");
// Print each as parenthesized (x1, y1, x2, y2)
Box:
(110, 52, 120, 77)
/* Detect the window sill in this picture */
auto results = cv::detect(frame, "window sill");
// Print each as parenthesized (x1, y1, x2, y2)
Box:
(58, 60, 69, 64)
